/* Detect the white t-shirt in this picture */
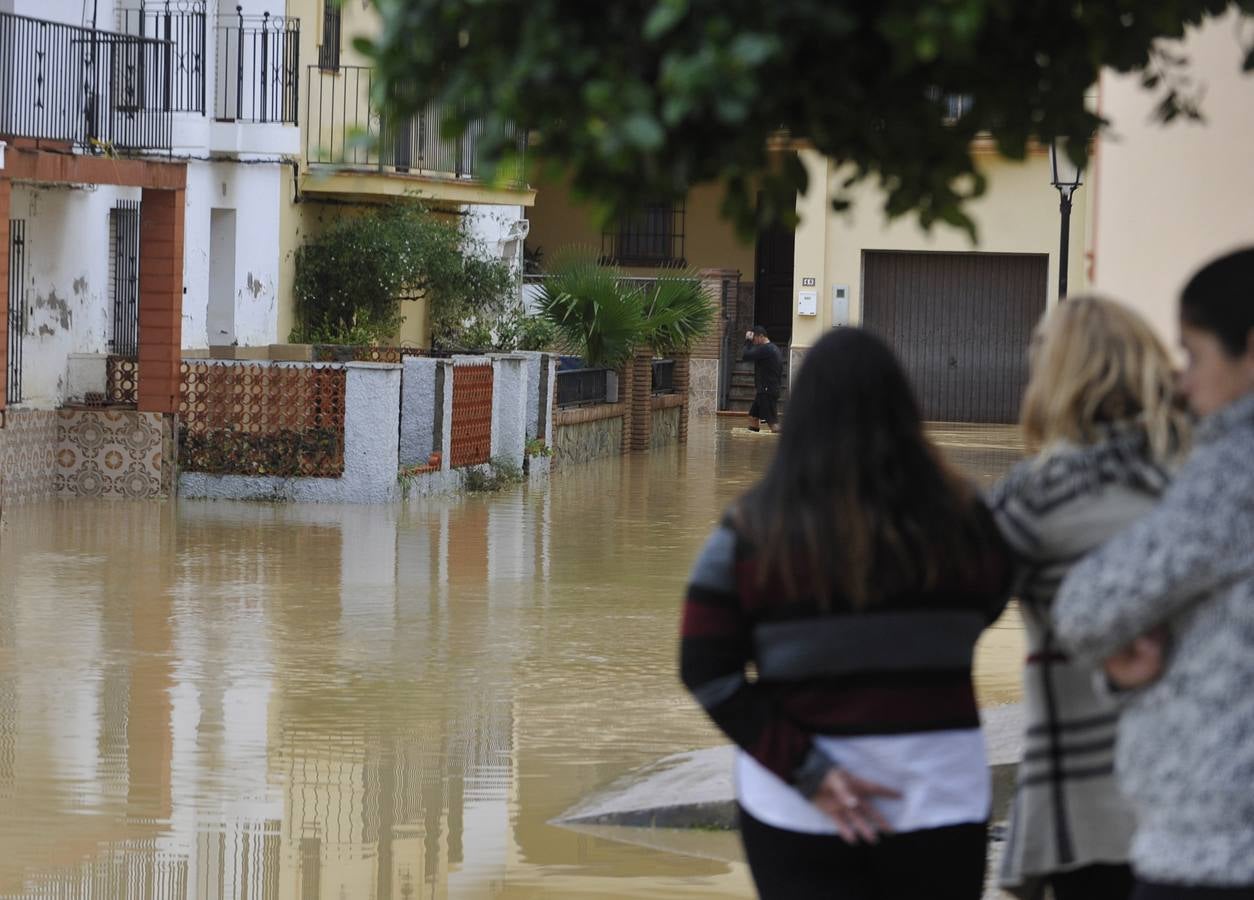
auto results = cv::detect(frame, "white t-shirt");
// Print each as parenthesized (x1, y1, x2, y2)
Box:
(735, 728, 990, 835)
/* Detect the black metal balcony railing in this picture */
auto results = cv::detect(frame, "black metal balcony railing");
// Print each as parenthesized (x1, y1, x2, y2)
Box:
(651, 358, 676, 395)
(556, 368, 610, 408)
(305, 65, 524, 181)
(215, 10, 300, 124)
(117, 0, 207, 114)
(0, 11, 173, 151)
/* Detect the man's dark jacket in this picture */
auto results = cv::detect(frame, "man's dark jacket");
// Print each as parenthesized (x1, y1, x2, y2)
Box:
(743, 339, 783, 394)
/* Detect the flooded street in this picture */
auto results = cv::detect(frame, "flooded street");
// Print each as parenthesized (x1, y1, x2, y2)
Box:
(0, 424, 1024, 898)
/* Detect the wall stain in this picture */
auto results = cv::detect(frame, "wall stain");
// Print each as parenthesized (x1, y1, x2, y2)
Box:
(245, 273, 267, 299)
(33, 290, 73, 331)
(72, 277, 89, 296)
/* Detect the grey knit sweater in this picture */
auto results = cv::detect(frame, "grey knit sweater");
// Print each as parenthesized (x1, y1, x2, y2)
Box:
(1055, 391, 1254, 887)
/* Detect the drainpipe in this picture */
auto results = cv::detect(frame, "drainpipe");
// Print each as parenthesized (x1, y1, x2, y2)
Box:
(0, 141, 6, 171)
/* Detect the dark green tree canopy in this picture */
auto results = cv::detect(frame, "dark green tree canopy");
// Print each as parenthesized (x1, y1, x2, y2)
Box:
(363, 0, 1252, 237)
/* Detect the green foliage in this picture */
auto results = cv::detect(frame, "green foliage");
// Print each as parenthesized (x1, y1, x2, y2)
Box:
(495, 304, 558, 351)
(291, 203, 516, 347)
(534, 248, 710, 365)
(641, 270, 714, 356)
(525, 438, 552, 458)
(446, 303, 557, 352)
(463, 456, 525, 492)
(535, 248, 646, 369)
(362, 0, 1254, 240)
(179, 426, 344, 478)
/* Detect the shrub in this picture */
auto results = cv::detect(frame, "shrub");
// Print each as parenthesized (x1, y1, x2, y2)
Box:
(179, 426, 344, 477)
(462, 456, 525, 492)
(291, 203, 517, 348)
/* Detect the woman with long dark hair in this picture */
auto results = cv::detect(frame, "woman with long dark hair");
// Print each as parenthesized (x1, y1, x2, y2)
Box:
(680, 327, 1010, 899)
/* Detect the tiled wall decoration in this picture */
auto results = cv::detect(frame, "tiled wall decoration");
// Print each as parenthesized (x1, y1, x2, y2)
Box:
(54, 409, 166, 499)
(0, 410, 58, 505)
(0, 408, 168, 504)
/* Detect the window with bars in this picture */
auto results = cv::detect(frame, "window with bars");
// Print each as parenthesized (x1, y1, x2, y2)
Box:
(602, 200, 685, 267)
(318, 0, 341, 71)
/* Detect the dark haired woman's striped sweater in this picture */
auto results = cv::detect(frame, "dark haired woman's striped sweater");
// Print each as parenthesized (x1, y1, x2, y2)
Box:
(680, 506, 1009, 834)
(988, 426, 1173, 898)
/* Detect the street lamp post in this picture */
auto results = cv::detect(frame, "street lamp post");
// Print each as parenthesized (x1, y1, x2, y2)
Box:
(1050, 139, 1084, 300)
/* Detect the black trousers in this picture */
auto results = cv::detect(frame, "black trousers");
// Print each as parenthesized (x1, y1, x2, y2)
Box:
(748, 388, 779, 425)
(1133, 882, 1254, 900)
(1050, 863, 1135, 900)
(738, 806, 986, 900)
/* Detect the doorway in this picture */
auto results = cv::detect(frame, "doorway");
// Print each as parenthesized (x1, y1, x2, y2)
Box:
(753, 213, 795, 348)
(208, 208, 237, 346)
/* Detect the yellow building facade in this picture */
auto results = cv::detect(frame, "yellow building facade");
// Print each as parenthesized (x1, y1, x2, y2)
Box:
(789, 144, 1091, 423)
(277, 0, 536, 346)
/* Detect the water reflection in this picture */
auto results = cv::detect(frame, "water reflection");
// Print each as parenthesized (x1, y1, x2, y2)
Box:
(0, 424, 1021, 898)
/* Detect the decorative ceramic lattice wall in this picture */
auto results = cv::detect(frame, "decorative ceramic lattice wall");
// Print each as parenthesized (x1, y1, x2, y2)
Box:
(450, 364, 493, 468)
(106, 355, 140, 406)
(178, 362, 347, 477)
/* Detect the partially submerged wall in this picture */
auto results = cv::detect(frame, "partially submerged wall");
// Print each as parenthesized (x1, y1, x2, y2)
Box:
(553, 404, 626, 467)
(179, 363, 401, 503)
(0, 407, 171, 504)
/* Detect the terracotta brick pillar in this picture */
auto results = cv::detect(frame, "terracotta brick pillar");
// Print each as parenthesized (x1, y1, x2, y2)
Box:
(674, 352, 690, 444)
(138, 188, 185, 414)
(630, 349, 653, 452)
(0, 177, 11, 414)
(618, 360, 633, 455)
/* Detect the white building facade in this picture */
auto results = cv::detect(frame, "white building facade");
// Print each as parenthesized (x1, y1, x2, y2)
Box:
(1, 0, 299, 408)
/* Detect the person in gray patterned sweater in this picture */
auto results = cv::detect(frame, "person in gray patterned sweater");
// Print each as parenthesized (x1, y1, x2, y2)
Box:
(991, 297, 1189, 900)
(1055, 247, 1254, 900)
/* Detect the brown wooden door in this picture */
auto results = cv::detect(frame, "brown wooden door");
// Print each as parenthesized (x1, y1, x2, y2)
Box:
(754, 222, 795, 347)
(862, 251, 1047, 423)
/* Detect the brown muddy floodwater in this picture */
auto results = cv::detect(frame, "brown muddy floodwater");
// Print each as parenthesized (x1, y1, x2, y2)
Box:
(0, 423, 1024, 899)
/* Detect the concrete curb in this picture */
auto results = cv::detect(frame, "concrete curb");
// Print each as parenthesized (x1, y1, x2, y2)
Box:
(554, 703, 1024, 831)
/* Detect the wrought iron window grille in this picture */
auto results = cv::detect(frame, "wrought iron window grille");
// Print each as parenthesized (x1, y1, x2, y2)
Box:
(601, 200, 686, 267)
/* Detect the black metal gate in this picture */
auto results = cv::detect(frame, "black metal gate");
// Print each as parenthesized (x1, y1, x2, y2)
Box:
(110, 201, 141, 358)
(6, 220, 25, 406)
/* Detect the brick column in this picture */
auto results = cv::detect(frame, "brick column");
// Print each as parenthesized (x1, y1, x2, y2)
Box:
(0, 177, 11, 414)
(630, 349, 653, 452)
(674, 352, 690, 444)
(138, 188, 185, 414)
(617, 361, 633, 455)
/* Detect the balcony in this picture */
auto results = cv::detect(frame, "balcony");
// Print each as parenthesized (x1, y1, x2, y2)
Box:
(116, 0, 207, 115)
(302, 65, 534, 206)
(213, 11, 299, 125)
(0, 11, 174, 152)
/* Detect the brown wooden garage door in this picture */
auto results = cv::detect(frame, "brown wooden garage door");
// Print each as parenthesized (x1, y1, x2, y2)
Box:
(862, 251, 1047, 424)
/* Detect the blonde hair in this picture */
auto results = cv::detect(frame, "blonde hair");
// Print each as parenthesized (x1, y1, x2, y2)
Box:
(1021, 295, 1188, 461)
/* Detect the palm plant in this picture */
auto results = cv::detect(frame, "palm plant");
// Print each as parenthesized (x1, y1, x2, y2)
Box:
(535, 247, 645, 370)
(641, 270, 714, 356)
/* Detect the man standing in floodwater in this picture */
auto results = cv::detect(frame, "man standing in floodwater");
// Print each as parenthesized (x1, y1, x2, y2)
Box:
(744, 325, 784, 433)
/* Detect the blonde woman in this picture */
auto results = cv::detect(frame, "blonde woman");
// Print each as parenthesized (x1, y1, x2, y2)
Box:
(990, 297, 1189, 900)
